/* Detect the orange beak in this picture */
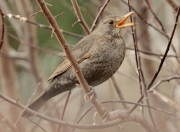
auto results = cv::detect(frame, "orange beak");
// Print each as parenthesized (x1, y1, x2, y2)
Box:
(116, 12, 134, 28)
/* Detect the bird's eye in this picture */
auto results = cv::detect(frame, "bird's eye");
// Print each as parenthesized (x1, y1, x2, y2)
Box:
(108, 20, 114, 25)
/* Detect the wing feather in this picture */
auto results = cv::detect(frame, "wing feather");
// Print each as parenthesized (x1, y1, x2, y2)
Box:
(48, 35, 95, 81)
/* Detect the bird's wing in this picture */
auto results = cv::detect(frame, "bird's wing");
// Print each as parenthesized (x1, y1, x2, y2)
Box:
(48, 35, 95, 81)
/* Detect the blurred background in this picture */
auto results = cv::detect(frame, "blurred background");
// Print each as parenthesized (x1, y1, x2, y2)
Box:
(0, 0, 180, 132)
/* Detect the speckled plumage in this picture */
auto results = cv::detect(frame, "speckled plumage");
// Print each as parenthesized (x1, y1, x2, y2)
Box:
(23, 14, 133, 117)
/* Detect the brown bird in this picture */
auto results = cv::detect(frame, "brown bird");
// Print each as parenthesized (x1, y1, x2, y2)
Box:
(23, 12, 134, 117)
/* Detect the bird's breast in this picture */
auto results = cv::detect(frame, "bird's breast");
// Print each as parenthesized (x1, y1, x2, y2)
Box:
(81, 37, 126, 86)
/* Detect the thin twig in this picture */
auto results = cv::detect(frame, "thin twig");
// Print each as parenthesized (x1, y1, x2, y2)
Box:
(121, 0, 168, 38)
(127, 0, 146, 114)
(14, 82, 41, 126)
(121, 0, 179, 59)
(70, 99, 179, 132)
(126, 47, 178, 58)
(149, 75, 180, 91)
(71, 0, 90, 34)
(56, 90, 71, 132)
(128, 4, 157, 130)
(144, 0, 166, 32)
(149, 90, 180, 111)
(4, 12, 84, 38)
(0, 8, 5, 50)
(129, 6, 180, 115)
(147, 7, 180, 90)
(166, 0, 180, 12)
(7, 33, 64, 57)
(0, 112, 19, 132)
(0, 92, 154, 131)
(110, 76, 129, 109)
(28, 118, 46, 132)
(127, 1, 143, 94)
(90, 0, 110, 32)
(69, 106, 93, 132)
(30, 10, 42, 17)
(145, 0, 179, 62)
(54, 12, 65, 19)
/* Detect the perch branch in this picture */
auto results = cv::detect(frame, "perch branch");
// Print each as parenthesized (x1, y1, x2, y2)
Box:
(36, 0, 108, 121)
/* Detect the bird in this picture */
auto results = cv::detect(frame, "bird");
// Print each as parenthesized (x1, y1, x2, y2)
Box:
(23, 12, 134, 117)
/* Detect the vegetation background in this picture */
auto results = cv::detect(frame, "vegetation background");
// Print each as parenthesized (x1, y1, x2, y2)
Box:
(0, 0, 180, 132)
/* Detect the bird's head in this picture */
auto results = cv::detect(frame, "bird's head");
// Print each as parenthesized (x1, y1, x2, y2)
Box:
(94, 12, 134, 37)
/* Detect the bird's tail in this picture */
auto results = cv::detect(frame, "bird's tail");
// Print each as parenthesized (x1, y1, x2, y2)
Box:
(22, 92, 49, 118)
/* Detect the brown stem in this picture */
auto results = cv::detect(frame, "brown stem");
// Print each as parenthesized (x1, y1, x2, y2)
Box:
(90, 0, 110, 32)
(110, 76, 129, 109)
(71, 0, 90, 34)
(129, 6, 180, 116)
(166, 0, 180, 12)
(4, 12, 84, 38)
(56, 90, 71, 132)
(0, 8, 5, 50)
(0, 92, 153, 130)
(0, 112, 19, 132)
(147, 7, 180, 90)
(36, 0, 108, 120)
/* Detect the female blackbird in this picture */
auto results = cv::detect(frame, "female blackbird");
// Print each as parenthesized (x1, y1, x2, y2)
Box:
(23, 12, 134, 117)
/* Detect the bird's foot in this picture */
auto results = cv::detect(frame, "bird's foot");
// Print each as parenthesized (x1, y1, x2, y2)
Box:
(84, 87, 96, 102)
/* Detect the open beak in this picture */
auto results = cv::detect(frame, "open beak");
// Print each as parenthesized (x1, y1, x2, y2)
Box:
(116, 12, 134, 28)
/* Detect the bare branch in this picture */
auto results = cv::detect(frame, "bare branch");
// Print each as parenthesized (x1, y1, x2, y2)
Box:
(147, 7, 180, 90)
(71, 0, 90, 34)
(56, 90, 71, 132)
(90, 0, 110, 32)
(36, 0, 108, 121)
(4, 12, 84, 38)
(0, 92, 153, 130)
(0, 112, 19, 132)
(149, 90, 180, 111)
(110, 76, 129, 109)
(0, 8, 5, 50)
(166, 0, 180, 12)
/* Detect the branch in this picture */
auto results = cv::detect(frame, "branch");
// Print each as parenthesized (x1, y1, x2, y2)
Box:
(90, 0, 110, 32)
(0, 92, 154, 131)
(0, 112, 19, 132)
(147, 7, 180, 90)
(121, 0, 168, 38)
(129, 6, 180, 116)
(110, 76, 129, 109)
(122, 0, 178, 59)
(4, 12, 84, 38)
(166, 0, 180, 12)
(126, 47, 178, 58)
(149, 75, 180, 91)
(144, 0, 166, 32)
(71, 0, 90, 34)
(36, 0, 108, 121)
(0, 8, 5, 50)
(56, 90, 71, 132)
(149, 90, 180, 112)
